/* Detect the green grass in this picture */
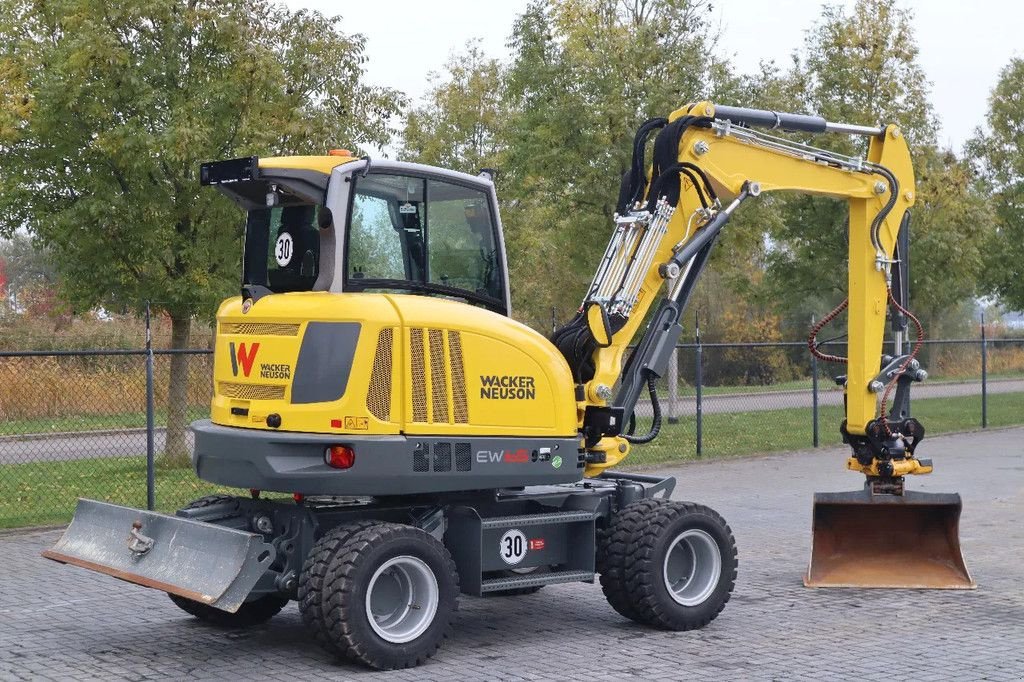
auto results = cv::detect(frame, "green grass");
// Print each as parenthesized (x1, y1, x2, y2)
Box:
(2, 392, 1021, 529)
(630, 391, 1024, 466)
(0, 455, 236, 529)
(661, 373, 1024, 398)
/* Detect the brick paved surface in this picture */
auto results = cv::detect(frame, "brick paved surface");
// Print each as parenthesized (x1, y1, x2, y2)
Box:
(2, 428, 1021, 681)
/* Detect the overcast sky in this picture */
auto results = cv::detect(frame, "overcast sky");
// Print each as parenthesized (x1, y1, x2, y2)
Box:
(285, 0, 1023, 152)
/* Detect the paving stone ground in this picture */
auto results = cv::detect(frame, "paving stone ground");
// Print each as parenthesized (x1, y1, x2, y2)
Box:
(1, 428, 1021, 681)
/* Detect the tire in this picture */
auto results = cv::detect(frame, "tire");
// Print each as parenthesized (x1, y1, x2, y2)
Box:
(597, 498, 665, 621)
(320, 523, 459, 669)
(622, 501, 737, 630)
(297, 520, 378, 654)
(168, 495, 289, 628)
(168, 592, 288, 628)
(179, 494, 237, 510)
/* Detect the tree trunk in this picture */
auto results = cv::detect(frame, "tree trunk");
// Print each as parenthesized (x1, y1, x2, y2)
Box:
(163, 313, 192, 467)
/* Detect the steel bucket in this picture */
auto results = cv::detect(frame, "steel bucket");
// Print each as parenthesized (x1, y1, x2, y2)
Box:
(42, 499, 277, 612)
(804, 488, 974, 589)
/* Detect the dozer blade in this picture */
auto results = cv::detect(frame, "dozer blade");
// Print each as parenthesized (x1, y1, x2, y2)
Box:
(42, 499, 277, 612)
(805, 489, 975, 589)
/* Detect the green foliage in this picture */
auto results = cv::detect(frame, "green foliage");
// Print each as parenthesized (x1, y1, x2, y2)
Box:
(760, 0, 986, 338)
(399, 0, 990, 338)
(0, 0, 404, 320)
(402, 0, 728, 328)
(0, 0, 405, 460)
(764, 0, 936, 311)
(401, 40, 504, 175)
(968, 58, 1024, 313)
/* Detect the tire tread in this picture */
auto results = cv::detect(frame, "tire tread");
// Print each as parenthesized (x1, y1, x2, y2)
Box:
(320, 523, 459, 669)
(297, 519, 379, 654)
(623, 501, 738, 630)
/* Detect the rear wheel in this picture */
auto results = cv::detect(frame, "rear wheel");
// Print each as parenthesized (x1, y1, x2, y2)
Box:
(178, 494, 236, 510)
(168, 592, 288, 628)
(168, 495, 290, 627)
(320, 523, 459, 669)
(622, 501, 737, 630)
(297, 520, 378, 654)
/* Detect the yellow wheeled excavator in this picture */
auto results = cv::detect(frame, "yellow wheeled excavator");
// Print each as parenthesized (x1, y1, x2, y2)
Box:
(44, 101, 972, 670)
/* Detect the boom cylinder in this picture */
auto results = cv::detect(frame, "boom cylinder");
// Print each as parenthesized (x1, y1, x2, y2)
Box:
(712, 104, 884, 137)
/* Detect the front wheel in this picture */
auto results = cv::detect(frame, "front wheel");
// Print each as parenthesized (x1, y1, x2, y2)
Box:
(320, 523, 459, 669)
(621, 500, 737, 630)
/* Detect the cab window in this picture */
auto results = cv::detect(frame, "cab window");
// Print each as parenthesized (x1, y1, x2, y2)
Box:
(244, 204, 321, 293)
(345, 173, 504, 310)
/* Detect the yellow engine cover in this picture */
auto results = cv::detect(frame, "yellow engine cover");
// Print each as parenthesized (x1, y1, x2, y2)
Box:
(210, 293, 578, 438)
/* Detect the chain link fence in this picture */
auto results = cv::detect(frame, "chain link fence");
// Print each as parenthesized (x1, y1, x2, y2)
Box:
(2, 335, 1023, 529)
(0, 350, 220, 529)
(629, 336, 1024, 466)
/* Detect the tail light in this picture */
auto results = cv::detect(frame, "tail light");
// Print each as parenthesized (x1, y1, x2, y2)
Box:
(324, 445, 355, 469)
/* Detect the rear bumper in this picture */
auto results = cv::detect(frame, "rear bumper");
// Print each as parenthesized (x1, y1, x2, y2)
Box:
(191, 420, 583, 496)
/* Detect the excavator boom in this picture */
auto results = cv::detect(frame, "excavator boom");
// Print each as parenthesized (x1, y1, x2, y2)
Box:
(554, 101, 973, 589)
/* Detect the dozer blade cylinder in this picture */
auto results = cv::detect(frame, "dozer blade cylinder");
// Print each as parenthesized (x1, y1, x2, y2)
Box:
(804, 489, 975, 589)
(42, 499, 277, 612)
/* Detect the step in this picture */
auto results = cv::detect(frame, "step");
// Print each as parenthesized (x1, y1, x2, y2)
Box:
(480, 569, 595, 593)
(479, 510, 596, 530)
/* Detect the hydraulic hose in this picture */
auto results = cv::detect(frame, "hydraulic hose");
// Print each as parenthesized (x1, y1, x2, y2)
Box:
(624, 375, 662, 444)
(808, 299, 849, 365)
(878, 285, 925, 434)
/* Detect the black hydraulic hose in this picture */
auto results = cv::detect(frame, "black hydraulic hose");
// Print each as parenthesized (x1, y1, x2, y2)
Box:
(624, 375, 662, 444)
(865, 162, 899, 254)
(620, 117, 669, 213)
(647, 164, 711, 210)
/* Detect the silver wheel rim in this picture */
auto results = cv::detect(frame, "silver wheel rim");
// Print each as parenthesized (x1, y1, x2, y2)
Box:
(663, 529, 722, 606)
(365, 555, 439, 643)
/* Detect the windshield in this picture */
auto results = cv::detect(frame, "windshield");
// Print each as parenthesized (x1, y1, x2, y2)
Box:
(243, 204, 322, 293)
(345, 173, 504, 310)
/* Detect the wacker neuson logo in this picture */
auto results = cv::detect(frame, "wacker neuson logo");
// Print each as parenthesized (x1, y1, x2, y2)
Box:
(480, 375, 536, 400)
(229, 342, 259, 378)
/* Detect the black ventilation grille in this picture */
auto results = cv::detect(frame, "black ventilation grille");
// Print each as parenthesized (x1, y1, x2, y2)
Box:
(432, 442, 452, 472)
(455, 443, 472, 471)
(413, 444, 429, 472)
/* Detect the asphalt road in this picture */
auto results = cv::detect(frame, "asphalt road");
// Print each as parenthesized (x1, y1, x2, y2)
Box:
(2, 428, 1021, 680)
(0, 429, 193, 465)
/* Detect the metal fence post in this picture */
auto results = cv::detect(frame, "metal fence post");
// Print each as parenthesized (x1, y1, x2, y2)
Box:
(811, 336, 819, 447)
(667, 346, 679, 424)
(145, 301, 156, 511)
(981, 312, 988, 429)
(695, 314, 703, 458)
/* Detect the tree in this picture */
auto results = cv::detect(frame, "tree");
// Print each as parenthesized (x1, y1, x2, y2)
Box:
(401, 41, 504, 175)
(762, 0, 985, 338)
(498, 0, 726, 328)
(0, 0, 404, 461)
(0, 233, 59, 315)
(968, 58, 1024, 313)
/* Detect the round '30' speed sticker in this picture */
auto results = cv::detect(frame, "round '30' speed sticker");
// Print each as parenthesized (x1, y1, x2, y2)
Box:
(499, 529, 527, 565)
(275, 232, 294, 266)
